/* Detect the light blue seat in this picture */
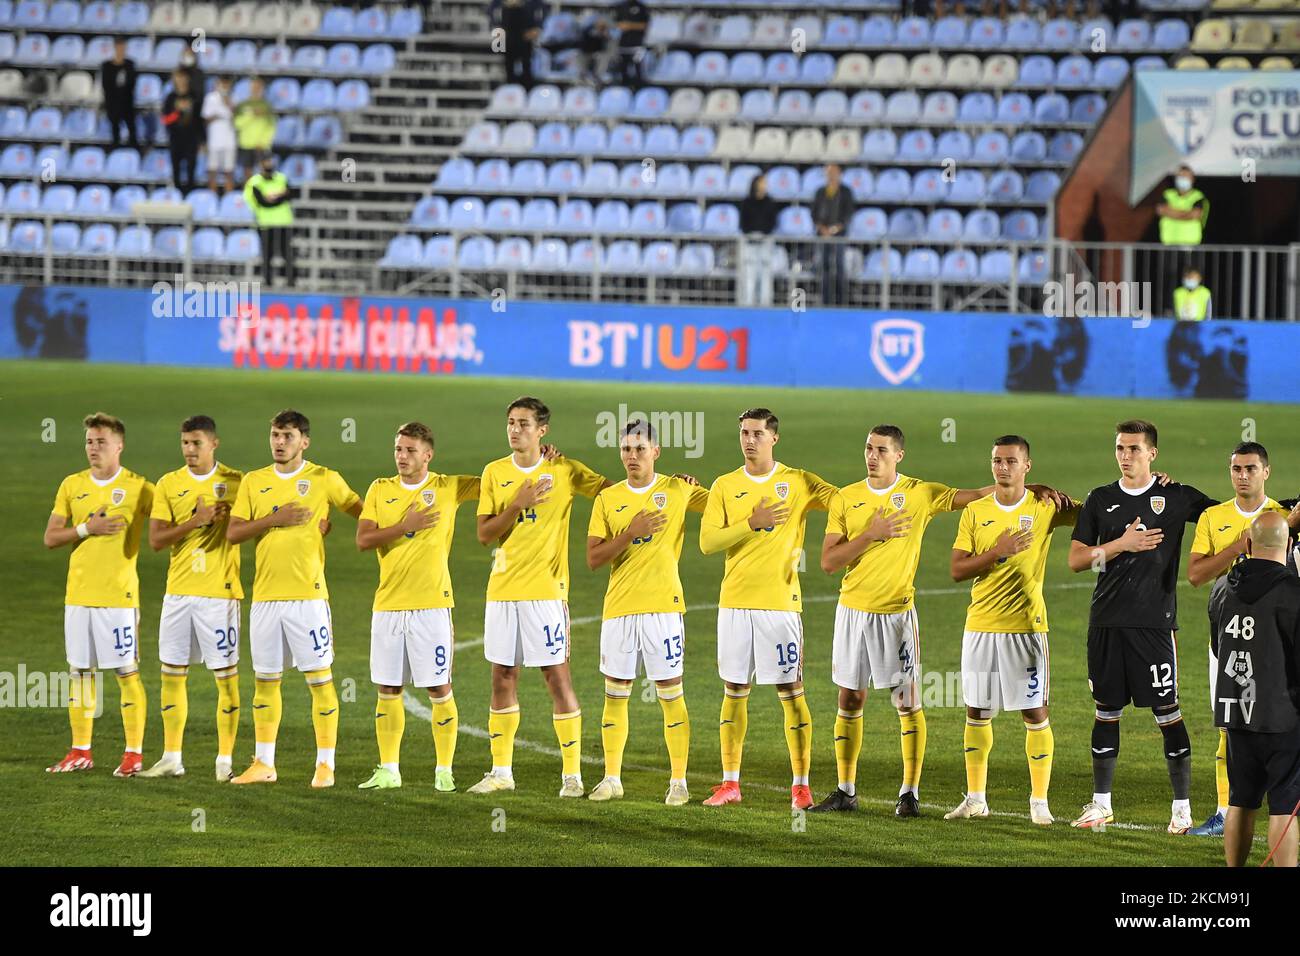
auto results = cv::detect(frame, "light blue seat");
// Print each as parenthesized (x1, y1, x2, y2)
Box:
(69, 146, 106, 178)
(925, 208, 963, 241)
(872, 167, 910, 201)
(510, 159, 545, 192)
(765, 53, 799, 84)
(521, 197, 557, 229)
(557, 199, 593, 231)
(565, 239, 597, 272)
(361, 43, 396, 75)
(941, 249, 978, 280)
(935, 130, 972, 162)
(64, 108, 98, 139)
(152, 226, 187, 258)
(1078, 17, 1113, 50)
(355, 5, 389, 37)
(436, 158, 474, 190)
(291, 44, 326, 71)
(389, 7, 421, 38)
(485, 197, 521, 230)
(902, 248, 940, 280)
(0, 143, 33, 175)
(864, 248, 902, 280)
(594, 200, 630, 232)
(776, 206, 812, 237)
(729, 52, 764, 83)
(1005, 16, 1040, 48)
(424, 236, 454, 268)
(884, 90, 921, 123)
(1114, 18, 1152, 50)
(563, 86, 596, 116)
(51, 33, 83, 64)
(997, 92, 1033, 124)
(861, 128, 897, 163)
(457, 236, 495, 270)
(1025, 170, 1061, 201)
(1153, 19, 1189, 50)
(602, 239, 640, 272)
(978, 250, 1012, 281)
(305, 116, 343, 148)
(185, 188, 218, 221)
(4, 181, 39, 212)
(572, 122, 607, 153)
(581, 162, 617, 193)
(727, 165, 759, 197)
(326, 43, 360, 74)
(910, 169, 948, 202)
(224, 228, 260, 261)
(644, 124, 680, 154)
(1034, 93, 1069, 123)
(7, 220, 44, 252)
(258, 43, 292, 72)
(921, 91, 958, 123)
(656, 163, 691, 195)
(268, 77, 302, 111)
(528, 84, 563, 115)
(322, 7, 355, 36)
(765, 166, 800, 200)
(283, 153, 316, 182)
(800, 53, 834, 84)
(1135, 56, 1168, 72)
(539, 12, 577, 47)
(933, 16, 967, 47)
(36, 144, 68, 173)
(217, 38, 254, 70)
(274, 115, 304, 148)
(630, 201, 666, 233)
(1055, 56, 1093, 88)
(850, 207, 887, 241)
(898, 129, 935, 161)
(641, 241, 677, 274)
(115, 224, 151, 256)
(46, 221, 77, 252)
(849, 90, 885, 122)
(494, 237, 531, 270)
(895, 15, 931, 47)
(1011, 131, 1047, 162)
(27, 106, 61, 139)
(692, 164, 727, 197)
(14, 31, 49, 64)
(824, 16, 858, 48)
(740, 89, 775, 121)
(448, 196, 485, 229)
(1003, 210, 1040, 241)
(80, 222, 116, 254)
(111, 184, 146, 214)
(1017, 55, 1054, 88)
(777, 89, 812, 121)
(537, 121, 574, 155)
(655, 51, 693, 83)
(412, 195, 449, 227)
(968, 17, 1005, 49)
(336, 80, 370, 111)
(963, 209, 1001, 240)
(1041, 18, 1078, 49)
(80, 34, 113, 66)
(191, 227, 224, 259)
(860, 14, 894, 45)
(150, 185, 182, 203)
(140, 150, 169, 181)
(959, 92, 995, 122)
(679, 243, 715, 275)
(1094, 57, 1129, 89)
(1018, 250, 1050, 283)
(80, 1, 114, 28)
(40, 183, 75, 214)
(843, 167, 873, 200)
(692, 52, 727, 84)
(546, 160, 583, 192)
(888, 208, 926, 239)
(474, 158, 510, 191)
(126, 35, 152, 65)
(532, 238, 568, 271)
(606, 123, 642, 156)
(813, 90, 849, 121)
(702, 203, 739, 234)
(632, 87, 669, 117)
(679, 125, 715, 156)
(1048, 131, 1084, 163)
(988, 169, 1025, 200)
(134, 73, 162, 106)
(973, 131, 1009, 164)
(1071, 93, 1106, 123)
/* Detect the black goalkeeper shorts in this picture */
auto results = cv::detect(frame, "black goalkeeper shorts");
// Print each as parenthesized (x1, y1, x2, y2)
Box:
(1087, 626, 1180, 708)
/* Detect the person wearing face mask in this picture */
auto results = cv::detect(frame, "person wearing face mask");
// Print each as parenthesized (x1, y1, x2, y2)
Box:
(738, 172, 781, 307)
(244, 155, 296, 288)
(1174, 268, 1212, 321)
(1156, 166, 1208, 247)
(177, 46, 208, 140)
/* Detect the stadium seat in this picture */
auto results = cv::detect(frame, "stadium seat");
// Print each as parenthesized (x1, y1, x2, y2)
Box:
(691, 164, 728, 198)
(152, 226, 187, 259)
(606, 124, 643, 156)
(1034, 93, 1070, 123)
(926, 208, 964, 242)
(68, 146, 106, 179)
(1055, 55, 1094, 88)
(988, 170, 1025, 200)
(494, 238, 531, 271)
(1011, 131, 1047, 162)
(361, 44, 396, 75)
(849, 90, 886, 122)
(268, 77, 302, 112)
(702, 203, 739, 235)
(531, 238, 567, 271)
(941, 249, 978, 281)
(776, 90, 813, 122)
(824, 15, 858, 48)
(423, 236, 454, 268)
(475, 159, 510, 191)
(457, 236, 495, 270)
(936, 130, 973, 162)
(581, 162, 616, 193)
(273, 115, 304, 149)
(448, 197, 485, 230)
(834, 54, 872, 87)
(959, 92, 995, 123)
(642, 242, 677, 274)
(46, 221, 79, 253)
(655, 51, 692, 84)
(190, 227, 224, 259)
(968, 17, 1005, 49)
(40, 184, 76, 215)
(7, 220, 44, 253)
(979, 250, 1012, 281)
(801, 53, 835, 85)
(322, 7, 355, 36)
(693, 52, 728, 83)
(908, 53, 945, 87)
(678, 243, 715, 275)
(873, 168, 911, 202)
(964, 209, 1001, 240)
(326, 44, 361, 75)
(843, 167, 874, 201)
(507, 160, 545, 193)
(864, 249, 902, 280)
(111, 184, 146, 214)
(546, 160, 582, 191)
(252, 4, 286, 34)
(902, 248, 941, 280)
(1079, 17, 1115, 50)
(888, 208, 925, 239)
(51, 35, 83, 66)
(304, 117, 342, 149)
(1048, 132, 1085, 163)
(436, 158, 474, 190)
(1071, 93, 1107, 123)
(776, 206, 813, 237)
(4, 181, 39, 212)
(873, 54, 908, 86)
(1026, 171, 1062, 202)
(884, 90, 921, 123)
(630, 201, 666, 233)
(1003, 210, 1040, 240)
(974, 131, 1010, 164)
(412, 195, 449, 228)
(572, 123, 607, 154)
(981, 54, 1019, 87)
(557, 199, 593, 231)
(910, 169, 948, 203)
(602, 240, 640, 272)
(336, 80, 370, 111)
(647, 13, 683, 46)
(115, 224, 151, 256)
(594, 200, 631, 232)
(0, 143, 33, 176)
(644, 125, 681, 155)
(850, 207, 887, 241)
(520, 197, 557, 229)
(81, 1, 115, 29)
(765, 166, 800, 201)
(225, 229, 259, 261)
(788, 129, 826, 162)
(898, 130, 935, 161)
(79, 222, 116, 255)
(922, 91, 959, 124)
(813, 90, 849, 122)
(751, 128, 789, 160)
(860, 14, 894, 46)
(752, 14, 785, 46)
(1094, 57, 1130, 88)
(619, 162, 653, 195)
(258, 42, 292, 72)
(1115, 19, 1153, 50)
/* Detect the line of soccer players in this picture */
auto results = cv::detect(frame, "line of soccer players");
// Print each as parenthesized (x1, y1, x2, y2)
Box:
(42, 403, 1300, 840)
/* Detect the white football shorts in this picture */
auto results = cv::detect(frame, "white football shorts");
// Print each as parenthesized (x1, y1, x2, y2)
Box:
(600, 612, 685, 682)
(371, 608, 454, 687)
(64, 605, 140, 671)
(158, 594, 240, 669)
(484, 599, 570, 668)
(717, 608, 803, 685)
(831, 604, 920, 691)
(961, 630, 1050, 712)
(249, 599, 333, 673)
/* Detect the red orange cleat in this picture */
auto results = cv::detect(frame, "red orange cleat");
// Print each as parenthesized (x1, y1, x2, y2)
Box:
(113, 751, 143, 778)
(46, 748, 93, 773)
(703, 780, 742, 806)
(791, 784, 814, 810)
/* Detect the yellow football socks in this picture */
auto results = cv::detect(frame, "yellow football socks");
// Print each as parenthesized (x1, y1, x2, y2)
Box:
(252, 674, 283, 764)
(553, 710, 582, 776)
(431, 691, 458, 771)
(306, 669, 338, 767)
(657, 683, 689, 781)
(375, 690, 405, 768)
(214, 669, 239, 760)
(835, 707, 864, 794)
(900, 708, 927, 793)
(116, 670, 146, 752)
(488, 704, 520, 773)
(719, 687, 749, 780)
(160, 665, 188, 754)
(1025, 717, 1054, 801)
(601, 679, 631, 779)
(68, 670, 96, 749)
(1216, 727, 1229, 812)
(964, 715, 993, 797)
(778, 687, 812, 784)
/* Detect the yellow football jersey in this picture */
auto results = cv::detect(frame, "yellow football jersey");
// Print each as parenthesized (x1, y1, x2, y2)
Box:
(477, 455, 608, 602)
(953, 492, 1077, 633)
(1191, 498, 1289, 574)
(230, 461, 361, 602)
(150, 463, 243, 600)
(828, 474, 958, 614)
(52, 467, 155, 607)
(588, 475, 710, 619)
(361, 472, 480, 612)
(701, 463, 836, 611)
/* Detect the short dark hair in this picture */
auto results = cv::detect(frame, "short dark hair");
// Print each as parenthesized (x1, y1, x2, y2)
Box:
(83, 412, 125, 438)
(992, 434, 1031, 456)
(867, 424, 905, 450)
(270, 409, 310, 436)
(1116, 419, 1157, 448)
(180, 415, 217, 436)
(397, 421, 435, 451)
(622, 419, 657, 444)
(1233, 441, 1269, 467)
(738, 407, 778, 433)
(507, 396, 550, 426)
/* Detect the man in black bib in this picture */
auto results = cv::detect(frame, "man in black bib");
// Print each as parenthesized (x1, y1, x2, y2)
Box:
(1214, 511, 1300, 867)
(1067, 420, 1215, 833)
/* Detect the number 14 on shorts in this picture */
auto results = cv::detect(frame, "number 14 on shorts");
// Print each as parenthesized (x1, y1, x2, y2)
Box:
(543, 622, 565, 655)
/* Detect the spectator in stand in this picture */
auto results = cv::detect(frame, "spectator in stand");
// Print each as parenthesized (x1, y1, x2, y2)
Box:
(161, 70, 202, 194)
(203, 75, 237, 195)
(812, 163, 855, 306)
(1173, 267, 1213, 321)
(100, 37, 139, 151)
(234, 76, 276, 185)
(245, 154, 297, 288)
(490, 0, 545, 92)
(613, 0, 650, 91)
(738, 172, 781, 307)
(578, 17, 613, 88)
(178, 46, 207, 145)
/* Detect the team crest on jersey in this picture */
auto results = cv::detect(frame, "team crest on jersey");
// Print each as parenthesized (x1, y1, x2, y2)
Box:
(653, 492, 667, 510)
(111, 488, 126, 506)
(891, 493, 906, 510)
(1150, 496, 1165, 515)
(775, 482, 789, 500)
(539, 473, 553, 488)
(1019, 515, 1034, 531)
(421, 489, 436, 507)
(213, 482, 227, 500)
(297, 479, 311, 497)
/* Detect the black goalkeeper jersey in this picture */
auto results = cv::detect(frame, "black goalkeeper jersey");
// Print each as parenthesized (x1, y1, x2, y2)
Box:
(1072, 479, 1215, 630)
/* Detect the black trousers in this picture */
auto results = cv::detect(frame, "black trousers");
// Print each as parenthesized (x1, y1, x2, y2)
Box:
(259, 227, 296, 288)
(169, 140, 198, 195)
(616, 47, 644, 90)
(819, 244, 847, 306)
(504, 39, 535, 91)
(105, 103, 138, 149)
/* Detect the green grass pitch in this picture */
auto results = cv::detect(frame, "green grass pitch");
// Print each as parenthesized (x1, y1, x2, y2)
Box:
(2, 360, 1294, 866)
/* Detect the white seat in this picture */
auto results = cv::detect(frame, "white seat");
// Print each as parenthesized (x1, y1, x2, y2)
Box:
(908, 53, 945, 86)
(788, 128, 826, 161)
(186, 3, 219, 33)
(945, 53, 981, 86)
(0, 69, 22, 98)
(645, 13, 682, 46)
(980, 54, 1019, 88)
(252, 3, 287, 34)
(833, 53, 871, 86)
(752, 15, 786, 46)
(751, 127, 790, 159)
(872, 54, 908, 85)
(288, 3, 322, 35)
(702, 88, 740, 119)
(714, 125, 753, 158)
(1191, 18, 1232, 51)
(825, 129, 861, 162)
(667, 87, 703, 119)
(149, 1, 184, 32)
(57, 70, 94, 101)
(790, 15, 823, 47)
(218, 1, 256, 33)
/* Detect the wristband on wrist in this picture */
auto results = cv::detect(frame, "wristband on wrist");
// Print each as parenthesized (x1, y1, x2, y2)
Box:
(76, 522, 90, 539)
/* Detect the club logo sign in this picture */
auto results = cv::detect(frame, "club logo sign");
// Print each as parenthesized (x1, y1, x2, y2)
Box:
(653, 492, 667, 510)
(870, 319, 925, 386)
(1150, 496, 1165, 516)
(891, 493, 906, 510)
(213, 482, 227, 500)
(775, 482, 789, 500)
(1159, 90, 1214, 156)
(421, 489, 436, 507)
(111, 488, 126, 506)
(297, 479, 311, 497)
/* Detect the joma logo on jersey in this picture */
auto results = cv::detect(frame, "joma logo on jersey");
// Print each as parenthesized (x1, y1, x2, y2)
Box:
(1150, 496, 1165, 515)
(110, 488, 125, 506)
(653, 492, 667, 509)
(421, 489, 436, 507)
(213, 482, 227, 499)
(891, 493, 906, 510)
(297, 480, 311, 497)
(775, 482, 789, 500)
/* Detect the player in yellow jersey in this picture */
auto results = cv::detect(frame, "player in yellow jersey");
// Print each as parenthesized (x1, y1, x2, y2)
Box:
(137, 415, 243, 782)
(469, 396, 611, 797)
(1185, 441, 1299, 837)
(945, 435, 1079, 826)
(812, 424, 1065, 817)
(585, 420, 708, 806)
(700, 407, 838, 810)
(355, 421, 480, 793)
(44, 413, 155, 777)
(226, 410, 362, 788)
